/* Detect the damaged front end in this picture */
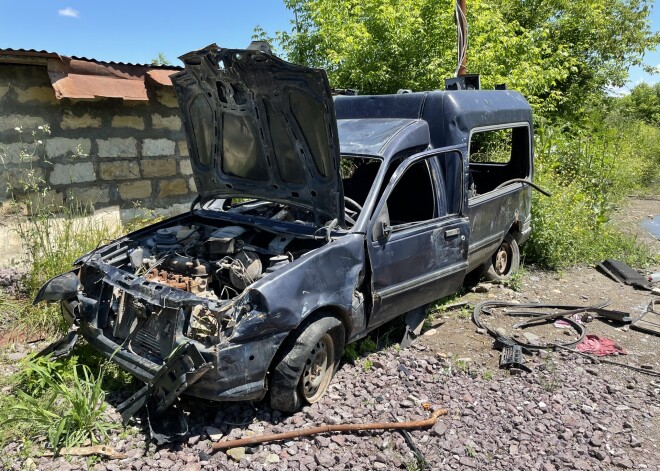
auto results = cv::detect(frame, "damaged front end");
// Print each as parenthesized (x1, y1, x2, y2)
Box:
(35, 212, 331, 423)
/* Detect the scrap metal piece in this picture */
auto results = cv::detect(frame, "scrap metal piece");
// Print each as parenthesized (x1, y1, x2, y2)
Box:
(212, 408, 449, 451)
(631, 300, 660, 336)
(146, 402, 189, 445)
(400, 304, 429, 348)
(117, 342, 212, 424)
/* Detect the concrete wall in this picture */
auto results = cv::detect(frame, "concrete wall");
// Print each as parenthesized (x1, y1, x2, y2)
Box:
(0, 63, 196, 266)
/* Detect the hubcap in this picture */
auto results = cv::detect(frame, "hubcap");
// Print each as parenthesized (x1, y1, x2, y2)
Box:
(494, 241, 511, 275)
(300, 333, 334, 402)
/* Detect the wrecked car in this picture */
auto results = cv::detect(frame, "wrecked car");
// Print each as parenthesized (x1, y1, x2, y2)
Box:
(35, 44, 535, 418)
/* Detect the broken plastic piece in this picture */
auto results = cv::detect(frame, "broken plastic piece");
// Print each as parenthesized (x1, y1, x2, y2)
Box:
(596, 259, 653, 291)
(499, 344, 532, 373)
(35, 328, 79, 359)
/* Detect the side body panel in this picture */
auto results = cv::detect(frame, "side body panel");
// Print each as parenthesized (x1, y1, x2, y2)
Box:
(365, 149, 469, 327)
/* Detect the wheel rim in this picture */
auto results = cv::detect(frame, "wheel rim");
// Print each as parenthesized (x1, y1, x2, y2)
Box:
(494, 241, 512, 275)
(299, 333, 335, 403)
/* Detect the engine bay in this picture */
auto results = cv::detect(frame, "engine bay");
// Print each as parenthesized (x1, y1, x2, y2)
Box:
(124, 219, 324, 303)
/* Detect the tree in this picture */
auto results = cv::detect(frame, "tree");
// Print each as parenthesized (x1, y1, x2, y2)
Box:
(151, 52, 171, 66)
(615, 81, 660, 124)
(271, 0, 658, 118)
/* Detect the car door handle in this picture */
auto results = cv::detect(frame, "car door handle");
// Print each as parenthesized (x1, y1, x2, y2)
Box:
(445, 228, 461, 238)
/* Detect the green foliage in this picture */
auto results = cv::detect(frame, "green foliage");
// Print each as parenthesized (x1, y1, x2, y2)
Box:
(524, 120, 658, 268)
(151, 52, 171, 66)
(343, 335, 379, 361)
(614, 82, 660, 125)
(0, 355, 117, 453)
(361, 358, 374, 371)
(273, 0, 657, 116)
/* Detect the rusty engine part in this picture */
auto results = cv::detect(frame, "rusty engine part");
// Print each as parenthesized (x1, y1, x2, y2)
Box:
(145, 269, 209, 294)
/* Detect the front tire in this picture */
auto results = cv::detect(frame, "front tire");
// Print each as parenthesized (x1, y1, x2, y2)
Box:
(270, 315, 344, 412)
(484, 233, 520, 281)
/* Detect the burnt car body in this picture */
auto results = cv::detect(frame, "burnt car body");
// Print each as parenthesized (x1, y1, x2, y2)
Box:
(36, 45, 533, 417)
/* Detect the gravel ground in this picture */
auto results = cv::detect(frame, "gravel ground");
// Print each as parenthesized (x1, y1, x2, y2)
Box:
(1, 197, 658, 470)
(4, 315, 659, 471)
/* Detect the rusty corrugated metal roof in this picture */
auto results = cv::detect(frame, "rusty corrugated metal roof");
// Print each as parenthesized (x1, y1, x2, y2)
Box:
(0, 47, 182, 69)
(0, 48, 181, 100)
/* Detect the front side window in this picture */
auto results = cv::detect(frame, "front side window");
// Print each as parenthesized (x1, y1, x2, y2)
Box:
(386, 159, 437, 226)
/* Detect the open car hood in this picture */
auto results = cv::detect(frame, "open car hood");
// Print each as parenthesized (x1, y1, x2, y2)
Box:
(172, 44, 343, 225)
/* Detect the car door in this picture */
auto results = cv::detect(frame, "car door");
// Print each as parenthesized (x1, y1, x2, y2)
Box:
(366, 149, 469, 328)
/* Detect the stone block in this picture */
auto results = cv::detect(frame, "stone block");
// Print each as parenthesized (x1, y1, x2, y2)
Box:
(177, 140, 189, 157)
(152, 113, 182, 131)
(0, 115, 45, 133)
(0, 142, 41, 164)
(142, 138, 175, 157)
(15, 86, 57, 104)
(118, 180, 152, 199)
(97, 137, 137, 158)
(156, 89, 179, 108)
(188, 177, 197, 193)
(68, 186, 110, 205)
(179, 158, 193, 175)
(61, 113, 102, 129)
(45, 138, 91, 159)
(49, 162, 96, 185)
(159, 178, 188, 197)
(99, 161, 140, 180)
(140, 158, 176, 178)
(111, 115, 145, 130)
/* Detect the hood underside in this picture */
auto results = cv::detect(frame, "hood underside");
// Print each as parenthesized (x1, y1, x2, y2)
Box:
(172, 45, 343, 225)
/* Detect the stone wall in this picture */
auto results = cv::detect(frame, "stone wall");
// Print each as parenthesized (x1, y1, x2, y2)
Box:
(0, 63, 195, 211)
(0, 63, 196, 266)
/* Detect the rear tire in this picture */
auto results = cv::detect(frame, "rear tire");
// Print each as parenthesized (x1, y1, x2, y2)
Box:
(269, 315, 344, 412)
(484, 233, 520, 281)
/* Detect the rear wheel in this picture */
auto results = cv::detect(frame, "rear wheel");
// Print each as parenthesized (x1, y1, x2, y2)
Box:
(270, 315, 344, 412)
(484, 233, 520, 281)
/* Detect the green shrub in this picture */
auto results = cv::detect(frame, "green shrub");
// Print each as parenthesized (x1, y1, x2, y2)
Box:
(525, 121, 658, 269)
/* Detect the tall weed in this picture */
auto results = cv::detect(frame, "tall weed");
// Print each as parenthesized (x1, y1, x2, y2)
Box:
(0, 355, 116, 453)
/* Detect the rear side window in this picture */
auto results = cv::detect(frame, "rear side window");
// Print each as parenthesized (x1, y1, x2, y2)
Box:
(469, 126, 528, 164)
(467, 125, 531, 197)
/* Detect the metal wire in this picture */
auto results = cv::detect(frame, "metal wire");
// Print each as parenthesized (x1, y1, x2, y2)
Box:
(454, 1, 468, 77)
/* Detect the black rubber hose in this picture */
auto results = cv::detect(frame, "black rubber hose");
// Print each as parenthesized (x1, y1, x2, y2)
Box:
(494, 178, 552, 197)
(473, 301, 591, 350)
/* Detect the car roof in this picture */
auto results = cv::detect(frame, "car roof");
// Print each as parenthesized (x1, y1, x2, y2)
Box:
(334, 90, 533, 159)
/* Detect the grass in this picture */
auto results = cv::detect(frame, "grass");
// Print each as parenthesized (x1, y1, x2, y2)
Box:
(0, 353, 118, 454)
(538, 355, 560, 392)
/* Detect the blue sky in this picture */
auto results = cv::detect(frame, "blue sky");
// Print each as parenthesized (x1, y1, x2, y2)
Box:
(0, 1, 657, 90)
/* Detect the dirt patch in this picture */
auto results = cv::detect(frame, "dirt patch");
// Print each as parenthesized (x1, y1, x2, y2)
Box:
(421, 265, 658, 367)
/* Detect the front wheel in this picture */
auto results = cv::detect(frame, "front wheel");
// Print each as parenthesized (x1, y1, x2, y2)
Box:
(269, 315, 344, 412)
(484, 233, 520, 281)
